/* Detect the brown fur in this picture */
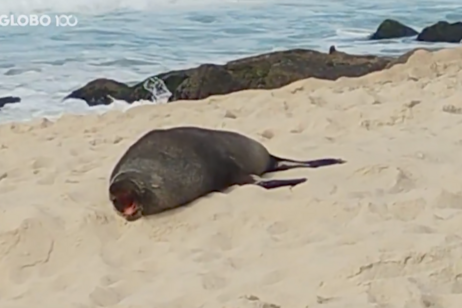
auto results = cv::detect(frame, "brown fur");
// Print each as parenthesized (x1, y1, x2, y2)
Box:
(109, 126, 345, 221)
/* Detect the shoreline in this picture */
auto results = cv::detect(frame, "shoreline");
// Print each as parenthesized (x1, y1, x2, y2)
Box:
(61, 18, 462, 107)
(0, 45, 456, 126)
(2, 16, 462, 122)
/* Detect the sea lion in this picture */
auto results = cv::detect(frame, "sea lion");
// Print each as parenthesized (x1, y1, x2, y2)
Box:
(109, 126, 345, 221)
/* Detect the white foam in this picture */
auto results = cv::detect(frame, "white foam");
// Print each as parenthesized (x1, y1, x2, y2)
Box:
(0, 0, 461, 124)
(335, 28, 372, 38)
(1, 0, 460, 16)
(1, 0, 273, 14)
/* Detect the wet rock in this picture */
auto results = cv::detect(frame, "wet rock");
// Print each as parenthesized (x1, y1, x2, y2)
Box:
(328, 46, 337, 54)
(63, 79, 149, 106)
(140, 64, 240, 102)
(0, 96, 21, 108)
(369, 19, 418, 40)
(417, 21, 462, 43)
(65, 48, 401, 106)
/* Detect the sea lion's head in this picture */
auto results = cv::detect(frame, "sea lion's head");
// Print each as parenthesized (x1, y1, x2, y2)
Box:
(109, 171, 155, 221)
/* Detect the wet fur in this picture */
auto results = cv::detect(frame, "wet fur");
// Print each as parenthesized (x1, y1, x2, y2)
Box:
(109, 126, 345, 219)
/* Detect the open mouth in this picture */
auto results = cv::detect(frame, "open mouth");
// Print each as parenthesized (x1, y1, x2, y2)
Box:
(112, 190, 141, 219)
(122, 202, 138, 216)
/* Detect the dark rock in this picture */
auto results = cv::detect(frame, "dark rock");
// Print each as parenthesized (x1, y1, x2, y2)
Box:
(328, 45, 337, 54)
(65, 48, 402, 106)
(0, 96, 20, 108)
(369, 19, 418, 40)
(417, 21, 462, 43)
(63, 79, 151, 106)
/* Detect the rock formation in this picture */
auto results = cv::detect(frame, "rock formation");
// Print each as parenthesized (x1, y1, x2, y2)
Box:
(0, 96, 21, 108)
(369, 19, 418, 40)
(64, 48, 395, 106)
(417, 21, 462, 43)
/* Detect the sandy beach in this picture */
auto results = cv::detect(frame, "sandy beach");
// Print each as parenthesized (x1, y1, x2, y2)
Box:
(2, 47, 462, 307)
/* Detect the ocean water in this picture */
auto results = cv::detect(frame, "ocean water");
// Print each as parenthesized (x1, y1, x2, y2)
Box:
(1, 0, 462, 123)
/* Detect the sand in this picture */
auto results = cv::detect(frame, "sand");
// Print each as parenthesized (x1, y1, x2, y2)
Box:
(2, 47, 462, 308)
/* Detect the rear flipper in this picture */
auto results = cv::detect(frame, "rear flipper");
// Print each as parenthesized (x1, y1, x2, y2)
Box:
(270, 156, 346, 172)
(256, 178, 307, 189)
(237, 174, 307, 190)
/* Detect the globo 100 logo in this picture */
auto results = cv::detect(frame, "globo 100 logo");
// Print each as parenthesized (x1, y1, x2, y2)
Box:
(0, 14, 78, 27)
